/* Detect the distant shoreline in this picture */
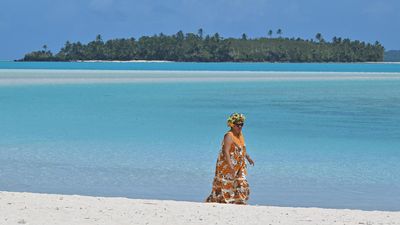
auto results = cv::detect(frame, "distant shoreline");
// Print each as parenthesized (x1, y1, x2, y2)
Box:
(75, 59, 174, 63)
(80, 60, 400, 64)
(365, 61, 400, 64)
(8, 60, 400, 64)
(77, 60, 400, 64)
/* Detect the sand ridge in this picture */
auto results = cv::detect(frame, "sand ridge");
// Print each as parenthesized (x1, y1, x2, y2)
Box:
(1, 70, 400, 85)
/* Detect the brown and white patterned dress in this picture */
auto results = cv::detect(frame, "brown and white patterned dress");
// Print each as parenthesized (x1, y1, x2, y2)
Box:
(206, 131, 250, 204)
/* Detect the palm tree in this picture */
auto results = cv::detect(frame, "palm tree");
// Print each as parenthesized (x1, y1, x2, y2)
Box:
(315, 33, 323, 42)
(176, 31, 184, 42)
(277, 29, 282, 37)
(198, 28, 203, 39)
(332, 36, 338, 44)
(242, 33, 247, 40)
(268, 30, 273, 38)
(214, 32, 220, 40)
(95, 34, 103, 43)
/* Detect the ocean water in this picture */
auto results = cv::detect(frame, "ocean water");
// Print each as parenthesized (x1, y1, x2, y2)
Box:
(0, 62, 400, 211)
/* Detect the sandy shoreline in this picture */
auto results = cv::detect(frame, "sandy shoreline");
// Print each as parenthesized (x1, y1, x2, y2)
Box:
(1, 69, 400, 85)
(6, 60, 400, 64)
(1, 192, 399, 225)
(79, 60, 400, 64)
(76, 60, 173, 63)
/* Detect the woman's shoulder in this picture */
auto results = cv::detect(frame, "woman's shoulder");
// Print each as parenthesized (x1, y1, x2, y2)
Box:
(224, 131, 234, 138)
(224, 131, 245, 142)
(225, 131, 244, 138)
(223, 131, 234, 142)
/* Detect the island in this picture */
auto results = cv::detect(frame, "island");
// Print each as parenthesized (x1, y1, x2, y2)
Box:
(20, 29, 384, 63)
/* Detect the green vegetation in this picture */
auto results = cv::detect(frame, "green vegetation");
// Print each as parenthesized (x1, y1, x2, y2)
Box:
(384, 50, 400, 62)
(21, 30, 384, 62)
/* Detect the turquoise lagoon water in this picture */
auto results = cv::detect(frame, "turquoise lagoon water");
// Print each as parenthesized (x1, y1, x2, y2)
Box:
(0, 62, 400, 211)
(1, 61, 400, 72)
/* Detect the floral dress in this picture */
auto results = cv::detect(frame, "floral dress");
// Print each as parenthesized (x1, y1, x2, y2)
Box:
(206, 131, 250, 204)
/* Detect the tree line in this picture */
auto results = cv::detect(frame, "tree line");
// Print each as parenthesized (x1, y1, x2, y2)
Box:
(384, 50, 400, 62)
(21, 29, 384, 62)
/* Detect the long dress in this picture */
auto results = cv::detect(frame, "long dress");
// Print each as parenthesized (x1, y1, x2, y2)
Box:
(206, 131, 250, 204)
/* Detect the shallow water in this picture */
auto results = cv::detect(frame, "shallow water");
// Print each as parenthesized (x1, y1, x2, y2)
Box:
(0, 63, 400, 211)
(1, 61, 400, 72)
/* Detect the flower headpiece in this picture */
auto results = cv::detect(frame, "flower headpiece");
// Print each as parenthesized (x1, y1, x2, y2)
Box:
(227, 113, 246, 127)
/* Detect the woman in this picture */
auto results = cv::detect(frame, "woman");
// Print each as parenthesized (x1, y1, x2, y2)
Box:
(206, 113, 255, 204)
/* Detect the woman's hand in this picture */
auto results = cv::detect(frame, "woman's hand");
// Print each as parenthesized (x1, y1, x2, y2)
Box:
(246, 155, 255, 166)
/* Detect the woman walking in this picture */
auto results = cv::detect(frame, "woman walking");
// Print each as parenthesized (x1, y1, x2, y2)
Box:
(206, 113, 254, 204)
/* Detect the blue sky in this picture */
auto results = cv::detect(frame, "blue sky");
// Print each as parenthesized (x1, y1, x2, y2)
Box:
(1, 0, 399, 60)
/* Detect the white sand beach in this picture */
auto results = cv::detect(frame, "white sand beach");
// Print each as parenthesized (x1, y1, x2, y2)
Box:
(1, 192, 399, 225)
(77, 60, 173, 63)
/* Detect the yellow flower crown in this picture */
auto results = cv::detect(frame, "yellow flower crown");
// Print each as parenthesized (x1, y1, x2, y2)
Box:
(227, 113, 246, 127)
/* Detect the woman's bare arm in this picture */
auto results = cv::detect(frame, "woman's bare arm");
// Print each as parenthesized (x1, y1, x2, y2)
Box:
(223, 133, 235, 176)
(244, 146, 255, 166)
